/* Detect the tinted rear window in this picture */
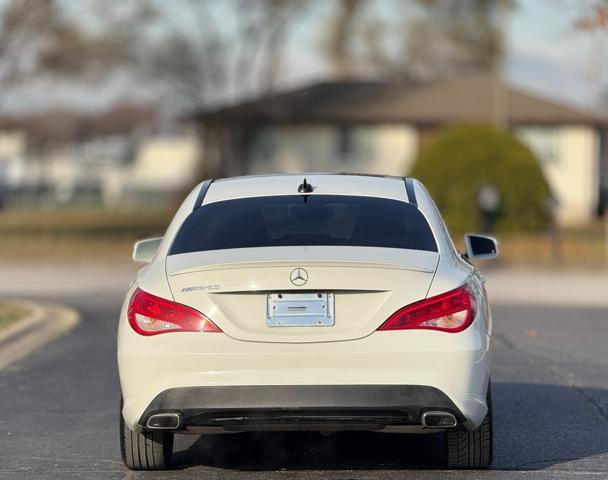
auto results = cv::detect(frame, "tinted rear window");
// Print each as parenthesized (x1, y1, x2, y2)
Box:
(169, 195, 437, 255)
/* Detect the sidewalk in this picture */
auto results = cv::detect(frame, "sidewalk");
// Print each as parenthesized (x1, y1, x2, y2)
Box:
(483, 267, 608, 308)
(0, 263, 139, 298)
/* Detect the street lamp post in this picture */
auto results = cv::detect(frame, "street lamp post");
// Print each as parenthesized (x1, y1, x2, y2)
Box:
(477, 183, 502, 234)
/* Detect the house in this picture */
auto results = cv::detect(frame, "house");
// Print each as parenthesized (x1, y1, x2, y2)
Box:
(126, 130, 202, 205)
(0, 103, 202, 208)
(31, 131, 201, 207)
(0, 130, 27, 197)
(191, 75, 608, 227)
(39, 135, 133, 205)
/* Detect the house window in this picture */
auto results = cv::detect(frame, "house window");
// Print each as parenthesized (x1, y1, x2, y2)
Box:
(515, 127, 559, 166)
(245, 127, 276, 160)
(337, 126, 375, 160)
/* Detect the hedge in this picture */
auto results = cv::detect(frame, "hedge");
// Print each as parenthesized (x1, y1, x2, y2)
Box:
(410, 125, 551, 233)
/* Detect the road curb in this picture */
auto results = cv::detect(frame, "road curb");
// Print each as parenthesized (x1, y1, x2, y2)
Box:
(0, 300, 80, 370)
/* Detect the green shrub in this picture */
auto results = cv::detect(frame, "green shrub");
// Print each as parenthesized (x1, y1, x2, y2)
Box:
(410, 124, 551, 233)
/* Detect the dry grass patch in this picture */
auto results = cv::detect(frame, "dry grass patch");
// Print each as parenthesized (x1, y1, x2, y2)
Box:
(0, 208, 607, 267)
(453, 224, 608, 268)
(0, 208, 171, 262)
(0, 302, 30, 330)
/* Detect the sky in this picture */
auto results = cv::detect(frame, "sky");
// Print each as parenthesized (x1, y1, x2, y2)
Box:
(281, 0, 608, 113)
(3, 0, 608, 115)
(272, 0, 608, 114)
(506, 0, 608, 111)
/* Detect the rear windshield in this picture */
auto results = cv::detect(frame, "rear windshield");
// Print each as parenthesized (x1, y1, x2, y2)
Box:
(169, 195, 437, 255)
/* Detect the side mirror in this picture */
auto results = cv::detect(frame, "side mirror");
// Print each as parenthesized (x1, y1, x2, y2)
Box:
(464, 233, 499, 261)
(132, 237, 163, 263)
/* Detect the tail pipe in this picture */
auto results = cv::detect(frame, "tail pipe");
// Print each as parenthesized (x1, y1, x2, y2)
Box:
(421, 411, 457, 429)
(146, 413, 181, 430)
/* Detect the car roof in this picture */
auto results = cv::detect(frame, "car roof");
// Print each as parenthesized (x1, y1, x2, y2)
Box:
(202, 173, 411, 205)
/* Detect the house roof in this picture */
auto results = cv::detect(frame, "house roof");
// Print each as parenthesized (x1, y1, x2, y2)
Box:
(192, 75, 607, 127)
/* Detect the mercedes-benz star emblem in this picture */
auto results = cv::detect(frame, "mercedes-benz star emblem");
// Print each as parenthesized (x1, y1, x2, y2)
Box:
(290, 267, 308, 286)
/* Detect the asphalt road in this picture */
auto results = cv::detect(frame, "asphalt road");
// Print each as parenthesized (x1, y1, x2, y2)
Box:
(1, 286, 607, 479)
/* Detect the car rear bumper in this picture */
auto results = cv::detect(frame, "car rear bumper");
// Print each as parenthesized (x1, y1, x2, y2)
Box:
(119, 325, 491, 432)
(138, 384, 464, 432)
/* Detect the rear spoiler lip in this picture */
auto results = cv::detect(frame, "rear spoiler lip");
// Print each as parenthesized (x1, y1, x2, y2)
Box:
(169, 261, 437, 277)
(166, 246, 439, 277)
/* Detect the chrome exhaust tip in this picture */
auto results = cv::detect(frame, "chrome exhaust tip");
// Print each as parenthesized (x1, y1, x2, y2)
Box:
(421, 411, 457, 428)
(146, 413, 181, 430)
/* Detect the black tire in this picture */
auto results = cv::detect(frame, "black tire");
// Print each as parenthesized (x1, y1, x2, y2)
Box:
(445, 381, 493, 469)
(119, 404, 174, 470)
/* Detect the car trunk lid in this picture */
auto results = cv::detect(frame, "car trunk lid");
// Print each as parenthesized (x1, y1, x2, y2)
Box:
(166, 246, 439, 343)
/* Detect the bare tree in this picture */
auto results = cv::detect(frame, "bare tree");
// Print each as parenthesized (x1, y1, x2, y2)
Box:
(0, 0, 152, 107)
(0, 0, 61, 91)
(256, 0, 308, 93)
(575, 1, 608, 30)
(317, 0, 514, 82)
(574, 0, 608, 107)
(322, 0, 366, 80)
(403, 0, 514, 80)
(138, 0, 309, 111)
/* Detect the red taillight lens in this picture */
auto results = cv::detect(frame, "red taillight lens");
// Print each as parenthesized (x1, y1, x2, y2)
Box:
(378, 286, 477, 333)
(127, 288, 221, 336)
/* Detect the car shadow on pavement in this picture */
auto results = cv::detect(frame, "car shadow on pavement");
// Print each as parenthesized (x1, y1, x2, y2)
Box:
(170, 382, 608, 471)
(172, 430, 446, 470)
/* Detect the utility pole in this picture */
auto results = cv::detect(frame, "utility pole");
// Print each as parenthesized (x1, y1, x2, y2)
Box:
(491, 0, 510, 129)
(605, 197, 608, 264)
(576, 3, 608, 264)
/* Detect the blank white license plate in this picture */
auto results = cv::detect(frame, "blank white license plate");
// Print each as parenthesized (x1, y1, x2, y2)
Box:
(266, 292, 335, 327)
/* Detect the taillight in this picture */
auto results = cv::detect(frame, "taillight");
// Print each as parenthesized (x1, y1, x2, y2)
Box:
(127, 288, 221, 336)
(378, 285, 477, 333)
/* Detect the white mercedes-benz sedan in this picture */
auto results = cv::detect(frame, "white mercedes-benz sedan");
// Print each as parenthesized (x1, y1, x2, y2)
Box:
(118, 173, 498, 470)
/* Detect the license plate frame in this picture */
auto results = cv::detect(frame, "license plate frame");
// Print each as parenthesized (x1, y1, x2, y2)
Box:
(266, 292, 335, 327)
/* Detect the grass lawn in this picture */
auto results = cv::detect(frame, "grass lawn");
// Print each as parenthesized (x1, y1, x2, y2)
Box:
(0, 208, 606, 267)
(453, 222, 608, 268)
(0, 302, 30, 330)
(0, 208, 172, 262)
